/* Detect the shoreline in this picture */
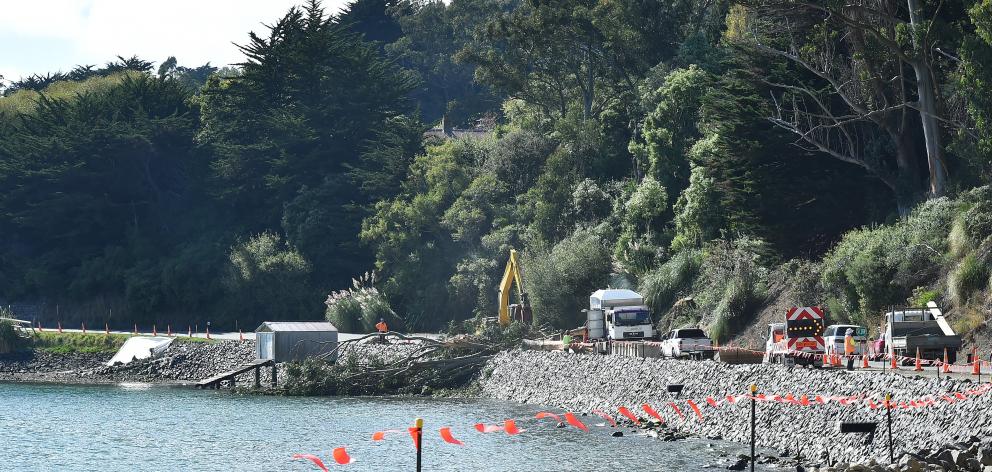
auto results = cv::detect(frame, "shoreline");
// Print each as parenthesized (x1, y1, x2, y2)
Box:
(477, 349, 992, 471)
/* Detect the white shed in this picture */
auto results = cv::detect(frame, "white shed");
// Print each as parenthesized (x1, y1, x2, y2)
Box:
(255, 321, 338, 362)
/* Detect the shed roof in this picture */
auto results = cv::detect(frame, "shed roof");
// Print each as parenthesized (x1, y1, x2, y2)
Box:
(256, 321, 338, 333)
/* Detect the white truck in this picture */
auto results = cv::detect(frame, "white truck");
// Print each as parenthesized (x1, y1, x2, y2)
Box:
(882, 302, 961, 363)
(588, 289, 655, 341)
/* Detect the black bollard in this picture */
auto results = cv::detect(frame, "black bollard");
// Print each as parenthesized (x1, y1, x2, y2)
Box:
(415, 418, 423, 472)
(885, 393, 894, 464)
(750, 384, 757, 472)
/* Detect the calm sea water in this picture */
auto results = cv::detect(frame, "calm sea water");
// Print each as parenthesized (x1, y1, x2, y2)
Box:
(0, 382, 773, 471)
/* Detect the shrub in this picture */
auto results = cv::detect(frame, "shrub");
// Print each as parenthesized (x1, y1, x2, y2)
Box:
(325, 272, 401, 333)
(523, 227, 612, 329)
(705, 241, 767, 342)
(639, 249, 702, 314)
(949, 254, 988, 305)
(225, 232, 316, 324)
(821, 197, 957, 324)
(908, 287, 942, 307)
(0, 318, 28, 354)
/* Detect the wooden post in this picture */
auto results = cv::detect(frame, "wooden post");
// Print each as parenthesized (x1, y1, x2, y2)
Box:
(254, 366, 261, 389)
(271, 363, 278, 387)
(229, 375, 235, 388)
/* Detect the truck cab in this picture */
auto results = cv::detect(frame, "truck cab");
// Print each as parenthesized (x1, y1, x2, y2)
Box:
(606, 305, 654, 340)
(588, 289, 655, 341)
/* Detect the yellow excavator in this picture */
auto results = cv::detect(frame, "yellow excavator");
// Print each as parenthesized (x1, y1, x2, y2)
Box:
(497, 249, 532, 326)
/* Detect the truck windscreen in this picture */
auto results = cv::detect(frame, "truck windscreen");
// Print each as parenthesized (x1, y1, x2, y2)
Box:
(615, 311, 651, 326)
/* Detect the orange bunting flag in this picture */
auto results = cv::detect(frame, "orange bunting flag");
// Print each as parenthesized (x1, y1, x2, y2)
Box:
(504, 419, 523, 435)
(332, 447, 354, 465)
(706, 397, 719, 408)
(642, 404, 664, 422)
(535, 411, 561, 422)
(292, 454, 329, 472)
(371, 429, 402, 441)
(686, 400, 704, 421)
(474, 423, 504, 433)
(617, 407, 640, 425)
(668, 402, 685, 418)
(725, 395, 737, 404)
(800, 395, 810, 407)
(408, 427, 422, 449)
(440, 427, 464, 446)
(591, 410, 618, 427)
(563, 412, 589, 432)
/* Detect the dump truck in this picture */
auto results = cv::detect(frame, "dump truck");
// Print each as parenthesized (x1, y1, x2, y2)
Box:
(587, 289, 655, 341)
(764, 306, 827, 367)
(883, 302, 960, 363)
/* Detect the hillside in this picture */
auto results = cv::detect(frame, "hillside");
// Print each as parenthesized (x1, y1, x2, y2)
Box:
(1, 0, 991, 343)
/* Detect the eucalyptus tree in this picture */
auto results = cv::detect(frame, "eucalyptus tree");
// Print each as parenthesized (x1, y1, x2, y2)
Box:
(732, 0, 969, 211)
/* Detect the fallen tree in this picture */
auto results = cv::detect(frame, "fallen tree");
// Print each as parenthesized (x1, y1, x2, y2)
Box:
(282, 324, 529, 396)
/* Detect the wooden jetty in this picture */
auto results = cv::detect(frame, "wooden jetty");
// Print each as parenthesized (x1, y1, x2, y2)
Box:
(195, 359, 277, 389)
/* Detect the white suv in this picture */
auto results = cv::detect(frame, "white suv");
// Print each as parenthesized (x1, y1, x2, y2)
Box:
(822, 324, 867, 357)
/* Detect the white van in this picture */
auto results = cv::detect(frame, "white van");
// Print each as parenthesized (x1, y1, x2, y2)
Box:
(822, 324, 867, 357)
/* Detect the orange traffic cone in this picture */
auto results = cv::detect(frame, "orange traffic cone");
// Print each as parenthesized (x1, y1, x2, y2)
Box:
(890, 352, 898, 370)
(943, 348, 951, 374)
(862, 354, 870, 369)
(915, 348, 923, 372)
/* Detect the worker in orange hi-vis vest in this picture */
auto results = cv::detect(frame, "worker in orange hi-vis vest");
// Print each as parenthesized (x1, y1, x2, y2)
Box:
(844, 328, 856, 371)
(375, 318, 388, 343)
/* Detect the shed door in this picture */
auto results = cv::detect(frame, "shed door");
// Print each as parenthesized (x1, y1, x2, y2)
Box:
(258, 332, 275, 360)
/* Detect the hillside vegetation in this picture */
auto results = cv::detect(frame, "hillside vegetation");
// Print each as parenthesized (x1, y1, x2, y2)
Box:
(1, 0, 991, 343)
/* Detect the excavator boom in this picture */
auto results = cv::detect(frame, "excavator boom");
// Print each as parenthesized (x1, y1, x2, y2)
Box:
(498, 249, 527, 326)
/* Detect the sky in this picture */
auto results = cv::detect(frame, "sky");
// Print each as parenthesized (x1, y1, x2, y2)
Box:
(0, 0, 350, 82)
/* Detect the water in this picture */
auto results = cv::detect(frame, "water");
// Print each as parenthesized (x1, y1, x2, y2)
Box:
(0, 382, 773, 471)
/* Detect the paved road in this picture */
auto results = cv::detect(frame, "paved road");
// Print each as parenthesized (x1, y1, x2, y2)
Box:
(31, 328, 433, 343)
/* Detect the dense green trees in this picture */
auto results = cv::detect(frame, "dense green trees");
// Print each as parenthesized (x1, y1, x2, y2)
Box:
(3, 0, 992, 338)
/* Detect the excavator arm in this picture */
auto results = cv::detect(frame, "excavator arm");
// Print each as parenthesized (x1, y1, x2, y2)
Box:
(498, 249, 525, 326)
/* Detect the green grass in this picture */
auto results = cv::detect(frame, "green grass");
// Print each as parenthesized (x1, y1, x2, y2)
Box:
(30, 331, 219, 354)
(29, 331, 217, 354)
(31, 332, 129, 354)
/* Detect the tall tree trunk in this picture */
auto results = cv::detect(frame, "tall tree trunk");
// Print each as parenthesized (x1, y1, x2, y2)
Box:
(906, 0, 947, 197)
(911, 60, 947, 197)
